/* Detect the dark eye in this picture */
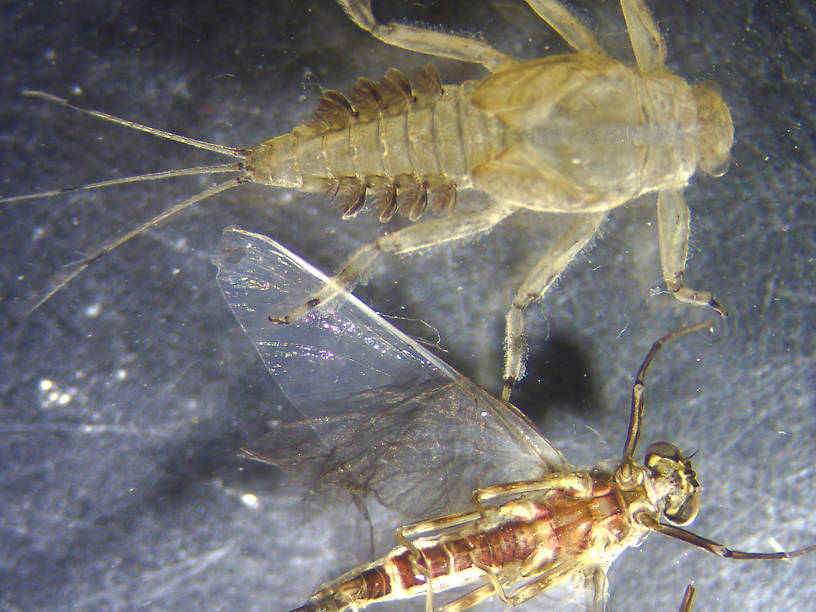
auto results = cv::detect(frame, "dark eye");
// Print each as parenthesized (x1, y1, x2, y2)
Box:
(665, 492, 700, 525)
(644, 441, 682, 465)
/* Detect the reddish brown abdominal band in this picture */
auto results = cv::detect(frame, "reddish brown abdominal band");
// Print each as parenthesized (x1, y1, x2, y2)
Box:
(327, 477, 626, 605)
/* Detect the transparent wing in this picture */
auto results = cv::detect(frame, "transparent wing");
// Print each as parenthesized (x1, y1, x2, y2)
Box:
(212, 227, 567, 521)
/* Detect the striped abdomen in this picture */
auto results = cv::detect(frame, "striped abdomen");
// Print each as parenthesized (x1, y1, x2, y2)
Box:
(290, 477, 632, 611)
(245, 65, 505, 223)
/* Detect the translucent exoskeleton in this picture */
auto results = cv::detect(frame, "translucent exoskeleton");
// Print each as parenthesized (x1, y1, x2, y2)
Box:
(212, 227, 813, 612)
(2, 0, 733, 400)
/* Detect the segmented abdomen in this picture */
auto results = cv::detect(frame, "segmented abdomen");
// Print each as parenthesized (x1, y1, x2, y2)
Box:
(291, 478, 632, 611)
(246, 65, 505, 223)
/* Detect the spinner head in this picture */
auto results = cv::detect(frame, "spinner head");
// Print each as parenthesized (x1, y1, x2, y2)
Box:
(645, 441, 701, 526)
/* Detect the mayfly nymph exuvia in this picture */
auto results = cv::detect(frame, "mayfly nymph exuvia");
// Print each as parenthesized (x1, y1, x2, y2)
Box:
(3, 0, 733, 400)
(212, 228, 813, 612)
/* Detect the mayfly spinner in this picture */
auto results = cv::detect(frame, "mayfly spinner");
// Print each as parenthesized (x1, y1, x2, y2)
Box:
(212, 227, 812, 612)
(4, 0, 733, 399)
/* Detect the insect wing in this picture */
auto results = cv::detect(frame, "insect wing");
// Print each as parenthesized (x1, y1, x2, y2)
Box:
(212, 227, 565, 520)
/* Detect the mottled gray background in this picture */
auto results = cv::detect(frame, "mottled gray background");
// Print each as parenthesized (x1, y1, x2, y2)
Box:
(1, 1, 814, 610)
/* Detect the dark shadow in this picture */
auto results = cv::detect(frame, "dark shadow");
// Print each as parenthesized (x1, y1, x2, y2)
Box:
(508, 333, 600, 425)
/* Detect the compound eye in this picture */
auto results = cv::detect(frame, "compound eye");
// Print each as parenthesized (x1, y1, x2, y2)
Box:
(644, 441, 682, 465)
(665, 492, 700, 525)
